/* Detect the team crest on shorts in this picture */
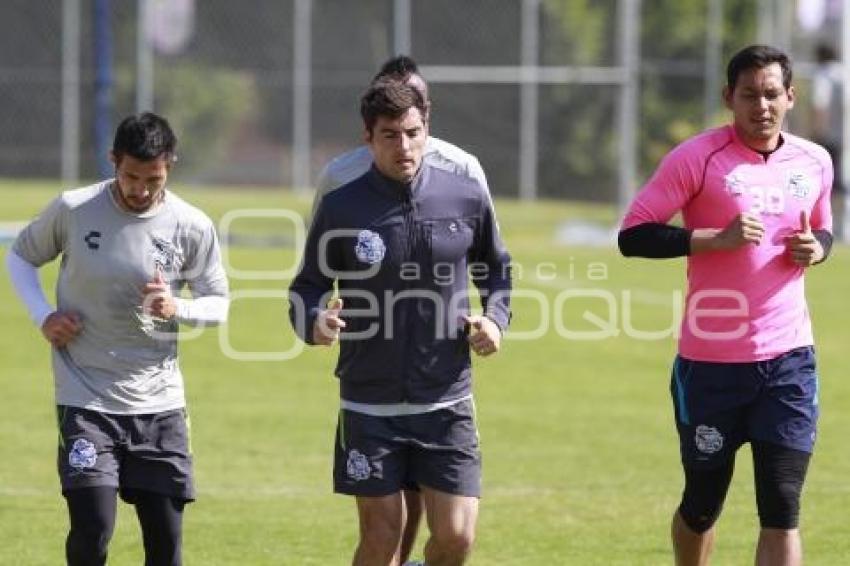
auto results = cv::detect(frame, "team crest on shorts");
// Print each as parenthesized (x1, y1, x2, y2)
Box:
(346, 449, 372, 481)
(787, 171, 813, 200)
(68, 438, 97, 470)
(355, 230, 386, 264)
(694, 425, 723, 454)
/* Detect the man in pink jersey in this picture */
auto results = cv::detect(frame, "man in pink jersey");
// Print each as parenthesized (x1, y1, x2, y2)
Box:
(619, 45, 833, 566)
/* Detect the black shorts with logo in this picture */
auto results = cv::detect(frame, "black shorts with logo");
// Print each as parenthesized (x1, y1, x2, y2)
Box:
(334, 398, 481, 497)
(670, 346, 819, 470)
(57, 405, 194, 502)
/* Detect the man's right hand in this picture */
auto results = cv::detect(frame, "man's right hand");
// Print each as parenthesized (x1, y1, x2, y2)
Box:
(41, 311, 83, 348)
(312, 298, 346, 346)
(691, 213, 765, 254)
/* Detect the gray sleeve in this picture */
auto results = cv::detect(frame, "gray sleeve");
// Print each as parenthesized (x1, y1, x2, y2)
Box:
(182, 221, 228, 298)
(311, 149, 371, 224)
(310, 164, 339, 223)
(470, 192, 511, 331)
(467, 156, 491, 196)
(12, 195, 68, 267)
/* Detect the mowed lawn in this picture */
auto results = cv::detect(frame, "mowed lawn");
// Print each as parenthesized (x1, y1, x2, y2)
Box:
(1, 180, 848, 565)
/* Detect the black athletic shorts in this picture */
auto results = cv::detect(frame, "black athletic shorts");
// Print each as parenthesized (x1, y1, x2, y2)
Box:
(334, 398, 481, 497)
(671, 347, 818, 469)
(57, 405, 194, 502)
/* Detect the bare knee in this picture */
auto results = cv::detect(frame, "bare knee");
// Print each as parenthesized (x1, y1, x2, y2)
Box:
(359, 514, 404, 558)
(430, 525, 476, 557)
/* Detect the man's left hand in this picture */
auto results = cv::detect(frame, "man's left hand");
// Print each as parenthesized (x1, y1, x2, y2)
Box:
(786, 210, 824, 267)
(463, 315, 502, 357)
(142, 267, 177, 319)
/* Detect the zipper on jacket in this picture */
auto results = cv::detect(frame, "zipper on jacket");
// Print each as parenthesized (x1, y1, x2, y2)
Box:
(399, 189, 416, 402)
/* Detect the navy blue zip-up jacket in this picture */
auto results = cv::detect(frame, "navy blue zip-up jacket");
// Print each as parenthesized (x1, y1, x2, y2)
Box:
(289, 163, 512, 404)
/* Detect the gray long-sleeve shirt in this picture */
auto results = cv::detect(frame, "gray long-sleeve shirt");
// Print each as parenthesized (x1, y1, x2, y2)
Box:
(13, 181, 228, 414)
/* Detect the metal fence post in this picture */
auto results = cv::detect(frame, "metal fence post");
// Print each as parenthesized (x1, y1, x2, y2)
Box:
(62, 0, 81, 188)
(842, 0, 850, 241)
(704, 0, 723, 125)
(519, 0, 540, 201)
(137, 0, 154, 113)
(617, 0, 640, 215)
(393, 0, 411, 55)
(94, 0, 113, 178)
(292, 0, 313, 193)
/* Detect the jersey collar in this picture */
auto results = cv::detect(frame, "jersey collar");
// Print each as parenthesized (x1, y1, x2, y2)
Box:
(367, 162, 430, 202)
(106, 179, 168, 218)
(727, 124, 788, 162)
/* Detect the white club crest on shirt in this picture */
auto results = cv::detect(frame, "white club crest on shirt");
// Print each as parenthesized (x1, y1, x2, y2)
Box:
(694, 425, 724, 454)
(725, 172, 745, 196)
(69, 438, 97, 469)
(355, 230, 386, 264)
(787, 171, 813, 200)
(150, 235, 180, 270)
(346, 449, 372, 481)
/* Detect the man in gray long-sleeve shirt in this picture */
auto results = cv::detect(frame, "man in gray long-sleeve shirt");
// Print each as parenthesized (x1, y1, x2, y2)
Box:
(6, 112, 228, 566)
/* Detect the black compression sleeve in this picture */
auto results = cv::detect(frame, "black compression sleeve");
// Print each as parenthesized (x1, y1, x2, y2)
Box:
(813, 229, 833, 263)
(127, 489, 185, 565)
(618, 222, 692, 258)
(65, 486, 118, 565)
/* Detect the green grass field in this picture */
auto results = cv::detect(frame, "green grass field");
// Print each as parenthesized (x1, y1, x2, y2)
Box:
(1, 180, 848, 565)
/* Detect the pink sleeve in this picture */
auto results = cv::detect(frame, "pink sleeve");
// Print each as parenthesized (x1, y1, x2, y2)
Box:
(810, 153, 833, 231)
(621, 144, 702, 229)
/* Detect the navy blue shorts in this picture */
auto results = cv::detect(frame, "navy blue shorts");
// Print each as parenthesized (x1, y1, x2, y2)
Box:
(57, 406, 195, 502)
(670, 347, 818, 469)
(333, 399, 481, 497)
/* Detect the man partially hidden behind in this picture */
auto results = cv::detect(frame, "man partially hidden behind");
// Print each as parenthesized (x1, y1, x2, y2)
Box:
(619, 45, 833, 565)
(312, 55, 490, 220)
(6, 112, 229, 565)
(290, 78, 511, 565)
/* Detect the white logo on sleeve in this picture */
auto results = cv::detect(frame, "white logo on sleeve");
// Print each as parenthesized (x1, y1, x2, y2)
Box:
(355, 230, 386, 264)
(694, 425, 724, 454)
(68, 438, 98, 469)
(346, 449, 372, 481)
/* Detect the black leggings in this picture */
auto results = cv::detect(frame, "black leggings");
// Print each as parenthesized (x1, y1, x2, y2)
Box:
(678, 442, 811, 533)
(65, 486, 185, 566)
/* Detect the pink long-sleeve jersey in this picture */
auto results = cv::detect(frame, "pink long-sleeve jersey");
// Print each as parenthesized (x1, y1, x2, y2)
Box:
(622, 125, 833, 362)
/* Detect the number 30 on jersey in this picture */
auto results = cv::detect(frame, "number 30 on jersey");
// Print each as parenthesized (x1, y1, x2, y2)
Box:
(747, 186, 785, 215)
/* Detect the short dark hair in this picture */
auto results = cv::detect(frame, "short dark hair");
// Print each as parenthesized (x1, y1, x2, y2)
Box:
(373, 55, 419, 82)
(726, 45, 793, 91)
(815, 43, 837, 64)
(112, 112, 177, 163)
(360, 77, 428, 133)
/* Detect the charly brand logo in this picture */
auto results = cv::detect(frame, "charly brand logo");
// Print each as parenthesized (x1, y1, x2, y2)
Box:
(354, 230, 386, 265)
(84, 231, 102, 250)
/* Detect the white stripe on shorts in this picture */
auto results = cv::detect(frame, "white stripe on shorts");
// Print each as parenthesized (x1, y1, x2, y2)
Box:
(340, 394, 472, 417)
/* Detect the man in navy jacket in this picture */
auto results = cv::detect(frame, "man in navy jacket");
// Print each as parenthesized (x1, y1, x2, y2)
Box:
(289, 77, 511, 565)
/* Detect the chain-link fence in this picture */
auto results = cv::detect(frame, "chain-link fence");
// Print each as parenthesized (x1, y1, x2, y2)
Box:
(1, 0, 847, 206)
